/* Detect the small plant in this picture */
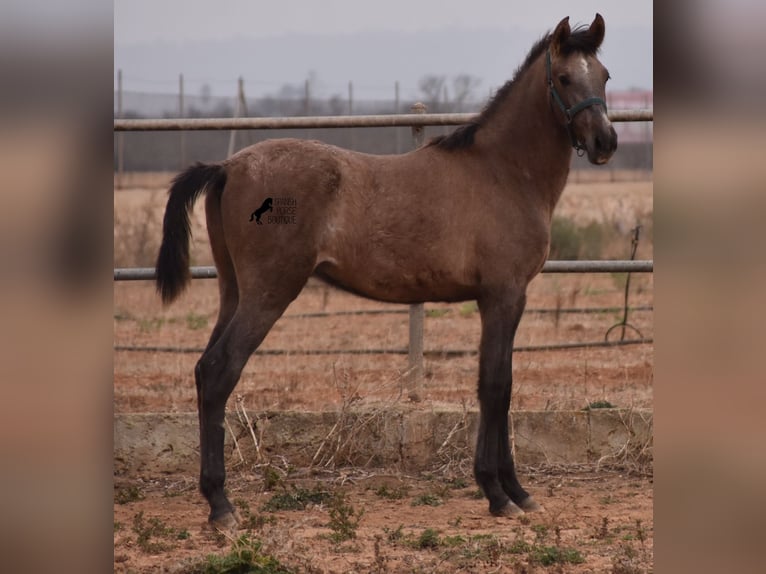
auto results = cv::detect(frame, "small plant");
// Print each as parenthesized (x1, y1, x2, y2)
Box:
(244, 513, 277, 530)
(374, 484, 409, 500)
(383, 524, 404, 544)
(635, 519, 647, 544)
(373, 535, 387, 573)
(184, 533, 292, 574)
(411, 493, 442, 507)
(114, 310, 135, 321)
(509, 539, 533, 554)
(596, 516, 610, 539)
(416, 528, 440, 550)
(446, 477, 469, 489)
(115, 484, 144, 505)
(186, 311, 208, 330)
(584, 400, 616, 410)
(138, 317, 165, 333)
(177, 529, 190, 540)
(530, 545, 585, 566)
(261, 486, 331, 512)
(459, 301, 479, 317)
(262, 466, 282, 491)
(425, 308, 450, 318)
(441, 534, 466, 547)
(132, 511, 176, 554)
(531, 523, 549, 542)
(326, 492, 364, 543)
(458, 534, 503, 565)
(448, 516, 463, 528)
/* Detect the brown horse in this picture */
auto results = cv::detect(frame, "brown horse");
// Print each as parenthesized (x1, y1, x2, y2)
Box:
(156, 14, 617, 529)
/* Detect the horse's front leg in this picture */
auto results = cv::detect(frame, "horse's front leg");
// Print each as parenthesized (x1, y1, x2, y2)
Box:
(474, 290, 541, 516)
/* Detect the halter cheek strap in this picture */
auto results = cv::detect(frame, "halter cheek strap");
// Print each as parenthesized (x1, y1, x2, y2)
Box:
(546, 50, 607, 155)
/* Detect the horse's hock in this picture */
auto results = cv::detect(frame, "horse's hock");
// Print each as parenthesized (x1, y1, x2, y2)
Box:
(113, 406, 652, 476)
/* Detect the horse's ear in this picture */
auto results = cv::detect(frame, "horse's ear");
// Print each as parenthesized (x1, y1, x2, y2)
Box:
(588, 13, 605, 47)
(550, 17, 571, 55)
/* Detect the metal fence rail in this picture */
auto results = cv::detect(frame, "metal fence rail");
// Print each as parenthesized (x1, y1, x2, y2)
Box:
(113, 109, 652, 132)
(114, 260, 653, 282)
(115, 337, 652, 357)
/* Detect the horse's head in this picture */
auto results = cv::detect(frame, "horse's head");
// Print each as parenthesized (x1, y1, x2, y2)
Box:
(547, 14, 617, 165)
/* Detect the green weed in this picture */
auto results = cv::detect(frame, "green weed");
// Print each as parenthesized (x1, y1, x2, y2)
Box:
(186, 311, 208, 330)
(183, 533, 293, 574)
(411, 493, 442, 507)
(550, 216, 620, 260)
(416, 528, 440, 549)
(374, 484, 409, 500)
(584, 400, 616, 410)
(459, 301, 479, 317)
(262, 466, 282, 491)
(383, 524, 404, 544)
(115, 484, 144, 505)
(326, 492, 364, 543)
(138, 317, 165, 333)
(132, 511, 176, 554)
(261, 486, 331, 512)
(425, 308, 450, 318)
(530, 545, 585, 566)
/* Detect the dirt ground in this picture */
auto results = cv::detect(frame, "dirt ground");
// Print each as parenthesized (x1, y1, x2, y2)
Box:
(114, 172, 653, 572)
(114, 468, 652, 573)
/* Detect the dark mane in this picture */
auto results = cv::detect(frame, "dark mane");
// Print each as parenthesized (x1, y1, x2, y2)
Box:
(428, 24, 600, 151)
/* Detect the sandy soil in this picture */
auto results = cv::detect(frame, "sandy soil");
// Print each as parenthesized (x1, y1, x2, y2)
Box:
(113, 173, 653, 572)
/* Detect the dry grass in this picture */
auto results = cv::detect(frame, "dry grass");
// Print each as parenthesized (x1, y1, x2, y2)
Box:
(595, 407, 654, 477)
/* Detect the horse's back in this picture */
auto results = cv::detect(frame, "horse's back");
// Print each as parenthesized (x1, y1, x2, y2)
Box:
(215, 138, 548, 303)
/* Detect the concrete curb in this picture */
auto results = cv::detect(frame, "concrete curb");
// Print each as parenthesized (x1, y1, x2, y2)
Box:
(114, 407, 652, 476)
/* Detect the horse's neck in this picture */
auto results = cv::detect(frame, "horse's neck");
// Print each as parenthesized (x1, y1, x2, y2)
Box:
(476, 60, 572, 214)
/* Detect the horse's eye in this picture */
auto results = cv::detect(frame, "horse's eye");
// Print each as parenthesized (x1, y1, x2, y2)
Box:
(558, 74, 570, 87)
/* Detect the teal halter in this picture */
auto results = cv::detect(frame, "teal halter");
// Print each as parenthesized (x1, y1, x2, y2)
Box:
(545, 49, 607, 155)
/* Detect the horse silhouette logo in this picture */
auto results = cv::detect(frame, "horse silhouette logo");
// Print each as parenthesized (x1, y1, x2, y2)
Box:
(249, 197, 273, 224)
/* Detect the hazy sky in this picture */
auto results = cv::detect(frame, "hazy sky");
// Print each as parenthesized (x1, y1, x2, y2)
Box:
(114, 1, 652, 100)
(115, 1, 651, 43)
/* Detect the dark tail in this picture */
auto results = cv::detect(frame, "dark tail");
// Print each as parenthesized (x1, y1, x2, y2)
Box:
(155, 162, 227, 304)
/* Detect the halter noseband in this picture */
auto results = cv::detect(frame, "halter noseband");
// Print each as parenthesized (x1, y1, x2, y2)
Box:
(545, 49, 607, 155)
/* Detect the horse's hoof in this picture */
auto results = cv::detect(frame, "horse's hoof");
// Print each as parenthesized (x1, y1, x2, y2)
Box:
(209, 509, 241, 533)
(519, 497, 544, 513)
(490, 501, 524, 517)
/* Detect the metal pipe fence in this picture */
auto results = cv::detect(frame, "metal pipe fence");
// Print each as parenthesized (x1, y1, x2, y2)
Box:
(114, 109, 652, 132)
(113, 260, 653, 282)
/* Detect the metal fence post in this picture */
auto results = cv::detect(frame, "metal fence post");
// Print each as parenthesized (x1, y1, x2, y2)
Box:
(407, 102, 427, 401)
(116, 69, 124, 188)
(179, 73, 186, 168)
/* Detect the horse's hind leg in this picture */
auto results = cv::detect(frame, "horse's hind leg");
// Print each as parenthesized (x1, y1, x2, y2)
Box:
(195, 278, 307, 530)
(474, 289, 541, 517)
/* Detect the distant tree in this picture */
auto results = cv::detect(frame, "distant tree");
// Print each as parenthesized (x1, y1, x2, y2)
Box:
(452, 74, 481, 111)
(418, 75, 447, 111)
(328, 94, 345, 116)
(200, 83, 212, 106)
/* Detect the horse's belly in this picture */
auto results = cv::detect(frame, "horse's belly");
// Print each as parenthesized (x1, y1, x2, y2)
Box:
(314, 256, 477, 304)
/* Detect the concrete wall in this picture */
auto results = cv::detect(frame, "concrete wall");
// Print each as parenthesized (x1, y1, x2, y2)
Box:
(114, 406, 652, 476)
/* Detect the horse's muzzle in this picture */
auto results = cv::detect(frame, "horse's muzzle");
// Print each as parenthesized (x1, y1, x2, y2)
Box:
(586, 123, 618, 165)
